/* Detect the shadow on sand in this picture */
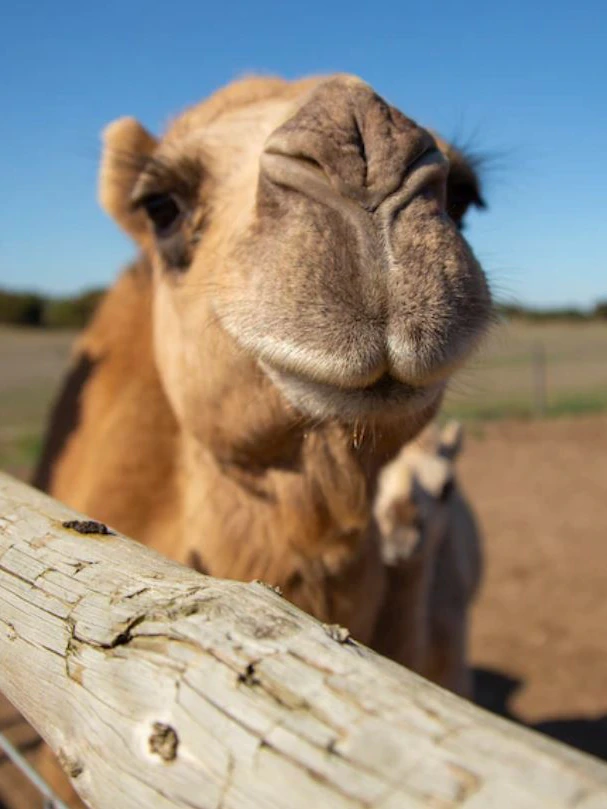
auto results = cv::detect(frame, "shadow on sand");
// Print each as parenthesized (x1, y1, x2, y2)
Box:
(473, 667, 607, 761)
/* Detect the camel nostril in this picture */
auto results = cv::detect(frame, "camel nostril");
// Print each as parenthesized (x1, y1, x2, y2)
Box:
(407, 149, 449, 207)
(425, 174, 448, 212)
(259, 149, 335, 202)
(263, 145, 327, 177)
(280, 152, 325, 175)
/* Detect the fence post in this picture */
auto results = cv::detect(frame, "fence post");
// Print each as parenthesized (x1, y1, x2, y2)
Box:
(2, 472, 607, 808)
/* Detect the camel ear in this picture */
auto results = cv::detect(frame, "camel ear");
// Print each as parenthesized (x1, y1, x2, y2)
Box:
(439, 420, 464, 461)
(431, 132, 486, 229)
(99, 117, 158, 244)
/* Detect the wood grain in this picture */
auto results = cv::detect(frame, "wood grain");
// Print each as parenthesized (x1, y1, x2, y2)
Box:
(1, 471, 606, 808)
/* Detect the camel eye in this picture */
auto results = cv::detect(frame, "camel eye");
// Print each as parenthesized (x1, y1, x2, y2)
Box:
(142, 193, 183, 237)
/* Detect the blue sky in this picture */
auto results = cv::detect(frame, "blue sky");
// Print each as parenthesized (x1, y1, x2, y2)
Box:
(2, 0, 605, 308)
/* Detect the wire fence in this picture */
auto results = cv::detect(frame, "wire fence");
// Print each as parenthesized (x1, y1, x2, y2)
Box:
(0, 729, 69, 809)
(445, 332, 607, 421)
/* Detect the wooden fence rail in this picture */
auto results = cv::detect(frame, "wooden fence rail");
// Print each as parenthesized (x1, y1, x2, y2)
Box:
(1, 471, 607, 808)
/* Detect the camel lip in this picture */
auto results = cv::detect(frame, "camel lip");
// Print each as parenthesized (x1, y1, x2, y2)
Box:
(261, 362, 445, 421)
(357, 372, 417, 397)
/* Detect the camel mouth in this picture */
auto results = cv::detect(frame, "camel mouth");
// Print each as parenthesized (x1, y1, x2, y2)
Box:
(262, 363, 446, 421)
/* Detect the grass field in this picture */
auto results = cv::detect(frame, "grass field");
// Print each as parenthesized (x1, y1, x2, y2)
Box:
(444, 319, 607, 420)
(0, 327, 76, 477)
(0, 319, 606, 477)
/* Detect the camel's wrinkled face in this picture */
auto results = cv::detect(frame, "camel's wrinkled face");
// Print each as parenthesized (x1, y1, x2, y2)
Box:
(100, 75, 491, 441)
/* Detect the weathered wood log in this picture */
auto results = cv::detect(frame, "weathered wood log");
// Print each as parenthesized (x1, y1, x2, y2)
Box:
(1, 471, 607, 809)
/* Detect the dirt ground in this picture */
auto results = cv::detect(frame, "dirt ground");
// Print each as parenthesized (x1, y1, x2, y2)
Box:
(1, 414, 607, 805)
(462, 414, 607, 759)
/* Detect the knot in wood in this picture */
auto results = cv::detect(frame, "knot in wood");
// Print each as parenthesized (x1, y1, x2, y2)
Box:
(62, 519, 112, 536)
(58, 749, 84, 779)
(149, 722, 179, 762)
(238, 662, 261, 686)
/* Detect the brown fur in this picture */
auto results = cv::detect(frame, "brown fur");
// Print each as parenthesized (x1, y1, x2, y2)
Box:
(32, 75, 491, 806)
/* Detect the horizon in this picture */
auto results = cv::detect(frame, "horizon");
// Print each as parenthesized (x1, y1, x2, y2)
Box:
(2, 0, 606, 308)
(1, 282, 606, 315)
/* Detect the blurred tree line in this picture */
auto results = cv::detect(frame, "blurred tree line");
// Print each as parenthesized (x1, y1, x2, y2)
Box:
(0, 286, 606, 329)
(497, 301, 607, 322)
(0, 288, 105, 328)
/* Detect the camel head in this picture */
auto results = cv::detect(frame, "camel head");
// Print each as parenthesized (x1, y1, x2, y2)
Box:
(99, 75, 491, 457)
(374, 420, 464, 562)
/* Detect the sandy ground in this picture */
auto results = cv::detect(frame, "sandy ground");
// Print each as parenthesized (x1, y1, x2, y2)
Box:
(1, 414, 607, 806)
(463, 415, 607, 759)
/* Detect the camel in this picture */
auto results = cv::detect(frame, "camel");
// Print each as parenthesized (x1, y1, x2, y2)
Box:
(373, 420, 482, 698)
(22, 74, 491, 806)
